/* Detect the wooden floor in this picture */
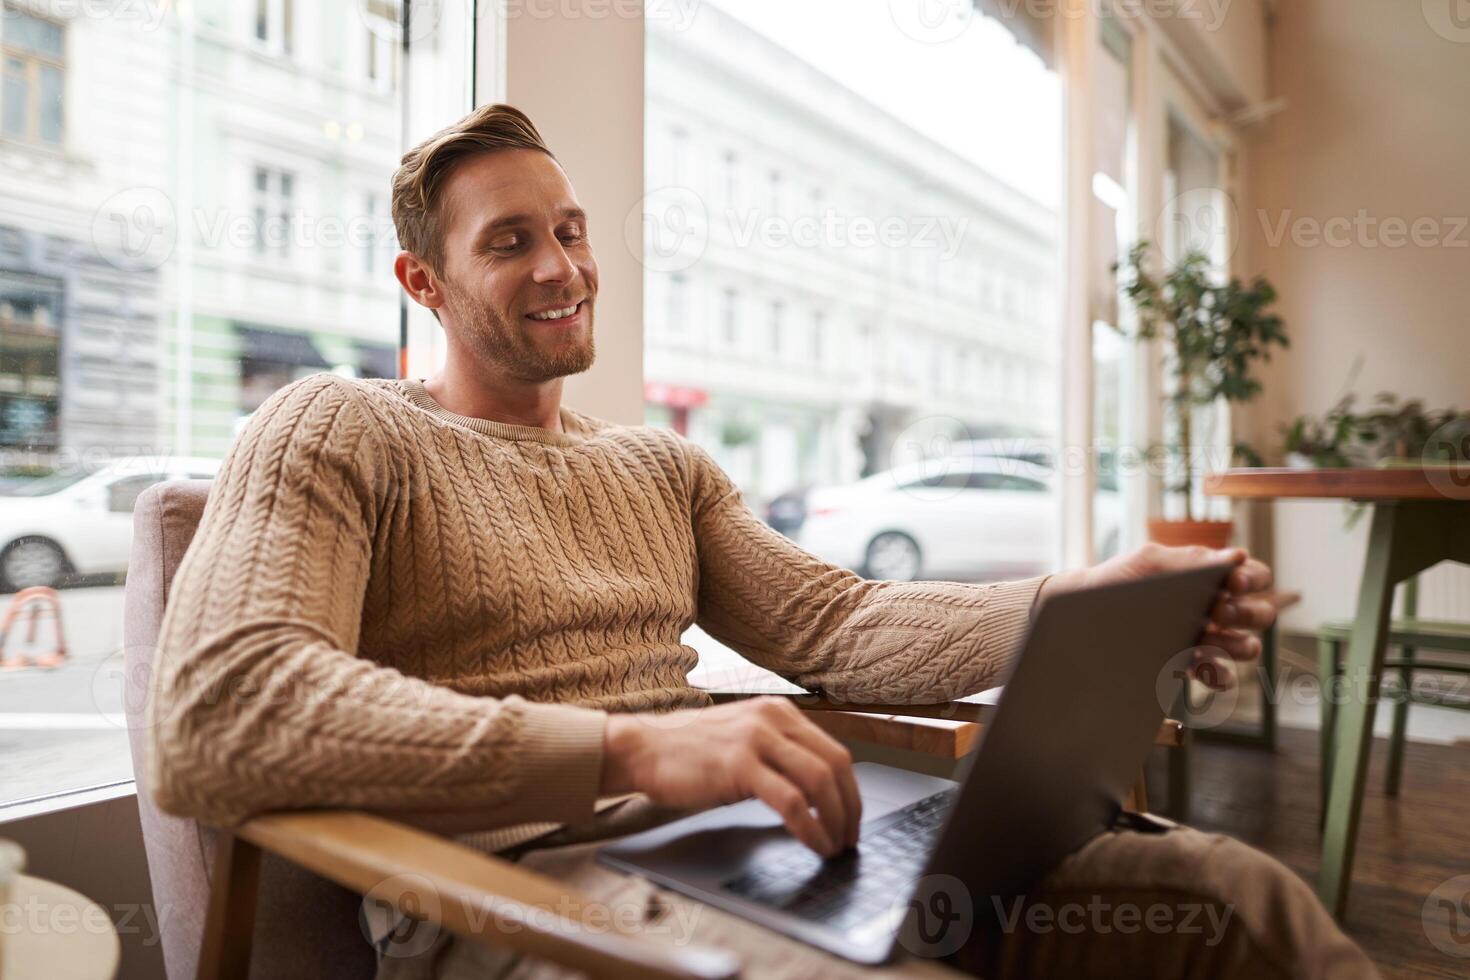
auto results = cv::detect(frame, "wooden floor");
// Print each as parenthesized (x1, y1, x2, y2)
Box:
(1148, 726, 1470, 978)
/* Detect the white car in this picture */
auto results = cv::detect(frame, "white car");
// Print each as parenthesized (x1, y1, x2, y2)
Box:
(0, 456, 220, 591)
(796, 457, 1120, 582)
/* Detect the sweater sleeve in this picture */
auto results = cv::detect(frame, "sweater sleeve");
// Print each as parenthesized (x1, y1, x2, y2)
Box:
(683, 440, 1047, 703)
(146, 375, 607, 829)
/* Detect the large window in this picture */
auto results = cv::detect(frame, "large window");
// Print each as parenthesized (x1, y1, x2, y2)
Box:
(0, 0, 469, 809)
(643, 2, 1063, 680)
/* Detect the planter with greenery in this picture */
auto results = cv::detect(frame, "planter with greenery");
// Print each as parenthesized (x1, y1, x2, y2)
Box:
(1115, 242, 1289, 548)
(1280, 394, 1360, 468)
(1279, 392, 1470, 468)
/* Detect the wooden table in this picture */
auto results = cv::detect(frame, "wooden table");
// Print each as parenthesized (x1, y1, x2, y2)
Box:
(1205, 466, 1470, 920)
(2, 874, 120, 979)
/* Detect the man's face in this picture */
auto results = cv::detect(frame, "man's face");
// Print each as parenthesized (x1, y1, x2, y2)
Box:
(435, 148, 598, 382)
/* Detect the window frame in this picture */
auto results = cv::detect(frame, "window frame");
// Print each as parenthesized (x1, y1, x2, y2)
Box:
(0, 5, 64, 147)
(253, 0, 294, 58)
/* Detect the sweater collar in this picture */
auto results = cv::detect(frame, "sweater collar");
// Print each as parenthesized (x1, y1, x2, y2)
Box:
(396, 378, 589, 446)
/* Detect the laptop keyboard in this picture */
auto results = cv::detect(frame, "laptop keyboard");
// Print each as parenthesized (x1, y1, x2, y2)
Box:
(721, 788, 956, 931)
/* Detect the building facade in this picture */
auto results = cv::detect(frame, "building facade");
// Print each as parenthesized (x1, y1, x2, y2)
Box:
(0, 0, 404, 468)
(643, 5, 1060, 505)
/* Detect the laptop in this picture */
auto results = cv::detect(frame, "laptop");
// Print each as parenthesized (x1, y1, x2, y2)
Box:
(598, 561, 1234, 965)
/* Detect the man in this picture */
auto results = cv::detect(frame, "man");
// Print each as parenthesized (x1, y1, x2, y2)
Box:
(149, 104, 1377, 978)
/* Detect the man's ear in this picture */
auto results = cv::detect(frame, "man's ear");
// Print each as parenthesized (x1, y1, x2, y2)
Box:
(394, 251, 447, 314)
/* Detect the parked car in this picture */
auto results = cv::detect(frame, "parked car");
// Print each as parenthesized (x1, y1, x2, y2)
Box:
(0, 456, 221, 591)
(763, 486, 810, 537)
(796, 456, 1120, 582)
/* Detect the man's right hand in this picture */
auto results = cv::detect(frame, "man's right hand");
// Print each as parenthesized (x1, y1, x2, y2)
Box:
(600, 696, 862, 858)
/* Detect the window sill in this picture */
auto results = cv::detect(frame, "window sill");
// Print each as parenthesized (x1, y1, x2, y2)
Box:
(0, 779, 136, 824)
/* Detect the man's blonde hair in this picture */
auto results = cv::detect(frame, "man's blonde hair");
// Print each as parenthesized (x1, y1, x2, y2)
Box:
(391, 103, 554, 275)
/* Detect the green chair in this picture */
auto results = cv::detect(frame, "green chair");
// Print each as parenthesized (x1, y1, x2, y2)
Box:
(1318, 576, 1470, 814)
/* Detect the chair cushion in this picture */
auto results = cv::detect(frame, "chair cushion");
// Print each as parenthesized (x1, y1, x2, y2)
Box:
(125, 480, 377, 980)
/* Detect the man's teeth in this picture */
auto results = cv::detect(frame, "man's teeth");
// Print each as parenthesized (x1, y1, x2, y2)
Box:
(529, 304, 578, 321)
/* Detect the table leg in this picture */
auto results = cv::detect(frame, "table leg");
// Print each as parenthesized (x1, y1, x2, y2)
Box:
(1319, 502, 1465, 920)
(1320, 504, 1403, 920)
(1385, 577, 1419, 798)
(1317, 635, 1341, 827)
(1166, 679, 1191, 821)
(1261, 620, 1278, 750)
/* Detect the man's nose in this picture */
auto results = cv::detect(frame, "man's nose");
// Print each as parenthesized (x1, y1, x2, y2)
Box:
(531, 239, 577, 285)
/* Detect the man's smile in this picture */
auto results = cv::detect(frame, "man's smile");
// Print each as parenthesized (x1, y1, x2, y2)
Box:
(525, 299, 587, 325)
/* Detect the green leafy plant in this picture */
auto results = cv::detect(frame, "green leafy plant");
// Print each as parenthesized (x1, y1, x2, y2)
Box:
(1114, 243, 1289, 520)
(1356, 394, 1466, 461)
(1277, 394, 1470, 467)
(1279, 394, 1362, 467)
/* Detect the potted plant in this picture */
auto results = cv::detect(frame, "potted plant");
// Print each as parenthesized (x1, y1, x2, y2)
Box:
(1115, 243, 1289, 548)
(1354, 394, 1467, 464)
(1280, 394, 1361, 468)
(1277, 393, 1470, 469)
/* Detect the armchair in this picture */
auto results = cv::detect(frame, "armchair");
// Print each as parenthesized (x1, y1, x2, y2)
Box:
(125, 481, 1177, 979)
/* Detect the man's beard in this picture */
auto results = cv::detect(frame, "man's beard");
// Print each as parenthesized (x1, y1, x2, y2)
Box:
(444, 283, 595, 383)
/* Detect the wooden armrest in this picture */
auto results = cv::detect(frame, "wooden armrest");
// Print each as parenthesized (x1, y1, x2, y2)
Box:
(706, 688, 994, 723)
(222, 810, 738, 980)
(706, 690, 1185, 755)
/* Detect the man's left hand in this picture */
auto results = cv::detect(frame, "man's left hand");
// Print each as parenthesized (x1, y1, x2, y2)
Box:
(1037, 543, 1276, 689)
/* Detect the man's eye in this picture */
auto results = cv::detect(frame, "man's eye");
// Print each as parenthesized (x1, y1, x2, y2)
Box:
(560, 227, 586, 245)
(490, 237, 522, 252)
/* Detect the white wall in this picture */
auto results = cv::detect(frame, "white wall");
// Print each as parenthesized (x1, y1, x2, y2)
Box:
(1148, 0, 1269, 110)
(503, 5, 646, 425)
(1239, 0, 1470, 629)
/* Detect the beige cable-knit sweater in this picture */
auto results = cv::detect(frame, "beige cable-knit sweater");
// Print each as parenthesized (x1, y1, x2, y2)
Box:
(147, 373, 1044, 838)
